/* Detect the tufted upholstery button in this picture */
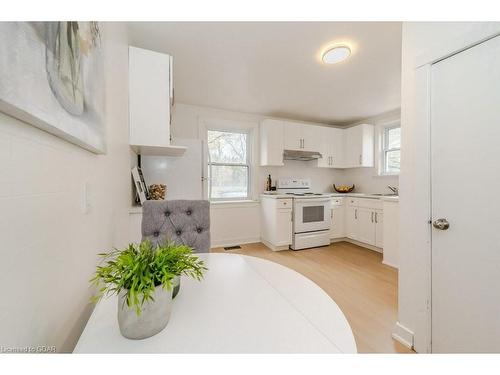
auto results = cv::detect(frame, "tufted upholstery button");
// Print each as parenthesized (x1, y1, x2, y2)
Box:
(186, 210, 192, 215)
(164, 211, 170, 217)
(153, 231, 160, 237)
(196, 227, 202, 233)
(176, 230, 182, 236)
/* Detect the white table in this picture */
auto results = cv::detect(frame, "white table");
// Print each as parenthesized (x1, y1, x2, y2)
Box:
(74, 253, 357, 353)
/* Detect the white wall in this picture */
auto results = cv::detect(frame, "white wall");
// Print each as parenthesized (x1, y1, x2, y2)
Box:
(344, 109, 400, 193)
(399, 22, 500, 353)
(0, 23, 131, 352)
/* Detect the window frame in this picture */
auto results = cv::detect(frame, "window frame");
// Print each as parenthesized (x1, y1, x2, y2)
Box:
(381, 124, 401, 176)
(207, 128, 251, 202)
(199, 118, 258, 203)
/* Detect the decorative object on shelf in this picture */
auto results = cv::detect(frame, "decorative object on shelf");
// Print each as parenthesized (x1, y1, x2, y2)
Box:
(149, 184, 166, 200)
(333, 184, 355, 193)
(131, 166, 149, 204)
(90, 240, 207, 339)
(0, 22, 106, 153)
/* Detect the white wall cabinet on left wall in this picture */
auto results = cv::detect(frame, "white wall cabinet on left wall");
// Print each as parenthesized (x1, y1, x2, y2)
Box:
(129, 46, 185, 156)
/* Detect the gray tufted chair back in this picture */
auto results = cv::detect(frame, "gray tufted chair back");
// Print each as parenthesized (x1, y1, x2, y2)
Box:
(141, 200, 210, 253)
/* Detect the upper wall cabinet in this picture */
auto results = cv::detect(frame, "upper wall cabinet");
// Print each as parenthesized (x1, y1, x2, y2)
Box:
(129, 46, 185, 156)
(317, 126, 344, 168)
(260, 119, 284, 166)
(343, 124, 374, 168)
(283, 121, 322, 152)
(259, 119, 374, 169)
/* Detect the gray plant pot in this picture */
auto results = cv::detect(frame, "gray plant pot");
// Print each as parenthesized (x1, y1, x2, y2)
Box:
(172, 275, 181, 299)
(117, 284, 173, 340)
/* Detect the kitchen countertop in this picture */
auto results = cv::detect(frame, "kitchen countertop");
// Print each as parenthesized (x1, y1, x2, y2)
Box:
(261, 192, 399, 201)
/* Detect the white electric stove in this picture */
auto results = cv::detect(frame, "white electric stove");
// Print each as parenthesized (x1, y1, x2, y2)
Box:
(275, 179, 331, 250)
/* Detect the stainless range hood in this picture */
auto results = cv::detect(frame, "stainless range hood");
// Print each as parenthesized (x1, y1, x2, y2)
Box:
(283, 149, 323, 161)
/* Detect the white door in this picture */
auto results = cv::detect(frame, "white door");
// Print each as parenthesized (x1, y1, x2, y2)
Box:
(431, 35, 500, 353)
(355, 208, 375, 246)
(283, 122, 302, 151)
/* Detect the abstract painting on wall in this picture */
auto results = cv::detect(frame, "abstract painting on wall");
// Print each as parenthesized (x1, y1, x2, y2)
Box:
(0, 22, 106, 153)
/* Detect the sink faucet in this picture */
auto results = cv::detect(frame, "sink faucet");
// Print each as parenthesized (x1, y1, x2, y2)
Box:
(387, 185, 398, 195)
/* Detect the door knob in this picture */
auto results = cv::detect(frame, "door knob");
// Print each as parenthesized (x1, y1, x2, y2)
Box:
(432, 218, 450, 230)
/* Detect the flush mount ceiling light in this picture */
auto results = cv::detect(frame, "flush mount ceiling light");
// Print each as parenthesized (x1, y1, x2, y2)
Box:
(322, 45, 351, 64)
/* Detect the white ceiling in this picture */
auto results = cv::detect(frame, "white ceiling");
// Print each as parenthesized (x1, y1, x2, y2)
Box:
(128, 22, 402, 125)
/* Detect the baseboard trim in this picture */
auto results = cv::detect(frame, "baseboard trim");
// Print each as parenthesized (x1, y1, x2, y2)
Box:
(392, 321, 414, 350)
(382, 260, 399, 269)
(210, 237, 260, 249)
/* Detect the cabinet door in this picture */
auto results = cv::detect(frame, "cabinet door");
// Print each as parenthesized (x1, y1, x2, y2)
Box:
(374, 210, 383, 248)
(330, 205, 345, 239)
(301, 125, 322, 152)
(343, 126, 362, 168)
(283, 122, 303, 151)
(330, 127, 344, 168)
(346, 206, 357, 240)
(317, 127, 332, 168)
(260, 120, 284, 166)
(356, 208, 376, 245)
(129, 46, 171, 147)
(276, 209, 292, 246)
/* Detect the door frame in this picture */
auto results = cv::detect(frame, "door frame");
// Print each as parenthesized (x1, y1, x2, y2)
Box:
(410, 30, 500, 353)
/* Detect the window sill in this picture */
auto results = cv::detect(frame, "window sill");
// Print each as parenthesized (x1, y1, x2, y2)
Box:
(210, 199, 260, 208)
(376, 173, 400, 178)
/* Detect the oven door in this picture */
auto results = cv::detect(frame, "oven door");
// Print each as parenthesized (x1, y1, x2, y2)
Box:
(293, 198, 331, 233)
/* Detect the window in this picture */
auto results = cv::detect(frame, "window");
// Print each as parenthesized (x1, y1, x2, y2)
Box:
(207, 129, 250, 200)
(382, 126, 401, 174)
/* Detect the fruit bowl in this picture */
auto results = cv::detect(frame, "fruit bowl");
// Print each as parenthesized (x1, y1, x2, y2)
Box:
(333, 184, 355, 193)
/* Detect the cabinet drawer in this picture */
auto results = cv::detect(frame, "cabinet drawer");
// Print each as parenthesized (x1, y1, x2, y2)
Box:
(276, 199, 292, 208)
(347, 198, 358, 207)
(331, 197, 344, 206)
(358, 198, 383, 210)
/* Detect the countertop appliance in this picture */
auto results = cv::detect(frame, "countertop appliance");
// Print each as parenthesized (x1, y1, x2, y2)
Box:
(276, 178, 331, 250)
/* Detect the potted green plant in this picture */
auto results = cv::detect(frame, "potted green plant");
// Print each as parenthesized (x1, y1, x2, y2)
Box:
(90, 240, 207, 340)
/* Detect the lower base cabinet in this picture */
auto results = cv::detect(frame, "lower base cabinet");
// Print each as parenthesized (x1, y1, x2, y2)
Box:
(330, 198, 345, 239)
(261, 197, 292, 251)
(344, 198, 383, 248)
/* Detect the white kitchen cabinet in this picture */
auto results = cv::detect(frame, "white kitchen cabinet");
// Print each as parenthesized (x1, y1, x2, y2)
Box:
(283, 121, 303, 151)
(374, 211, 384, 248)
(260, 119, 284, 166)
(283, 121, 322, 152)
(129, 46, 185, 156)
(356, 207, 376, 245)
(260, 197, 292, 251)
(330, 198, 345, 239)
(345, 198, 383, 249)
(343, 124, 374, 168)
(317, 127, 344, 168)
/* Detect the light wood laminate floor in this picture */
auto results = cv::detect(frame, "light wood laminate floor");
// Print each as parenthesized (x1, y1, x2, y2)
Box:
(212, 241, 413, 353)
